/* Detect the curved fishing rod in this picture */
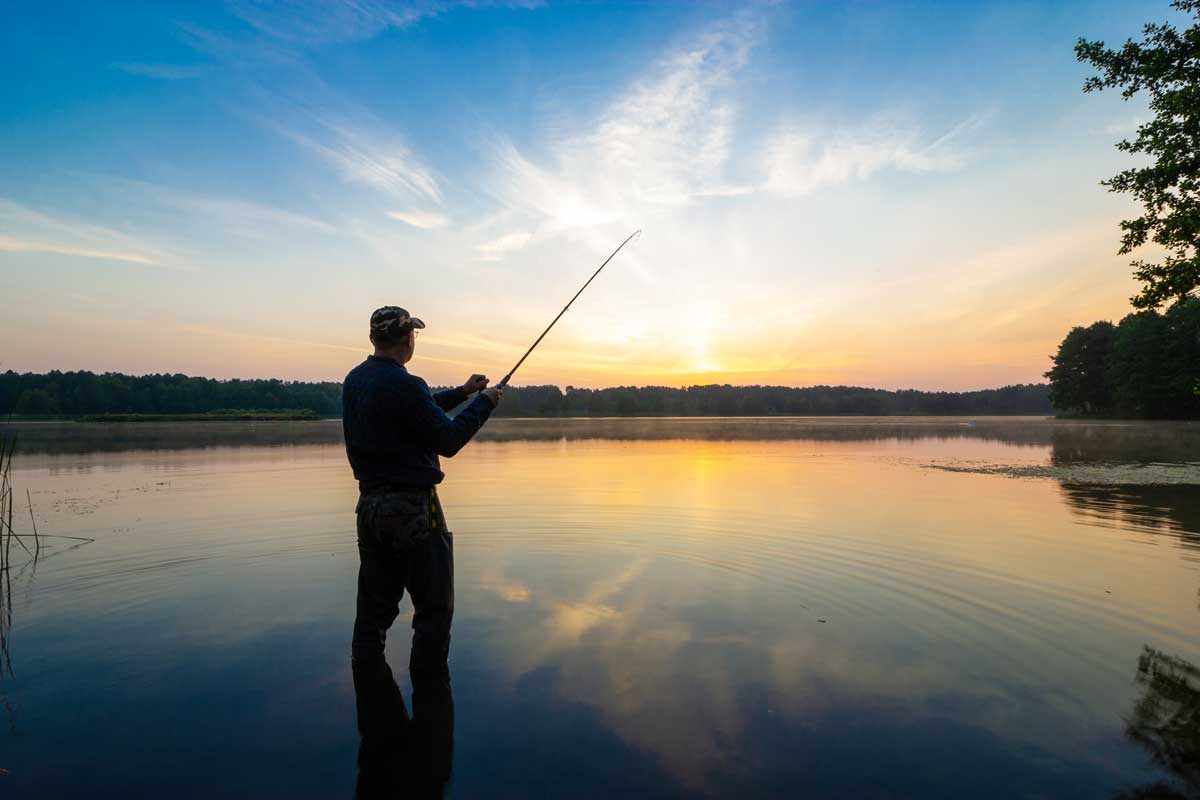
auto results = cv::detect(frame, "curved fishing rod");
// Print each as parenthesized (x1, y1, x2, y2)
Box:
(496, 229, 641, 390)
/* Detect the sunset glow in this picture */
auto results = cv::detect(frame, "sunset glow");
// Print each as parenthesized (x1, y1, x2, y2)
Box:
(0, 2, 1163, 389)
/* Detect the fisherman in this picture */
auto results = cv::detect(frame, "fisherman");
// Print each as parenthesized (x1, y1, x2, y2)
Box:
(343, 305, 501, 691)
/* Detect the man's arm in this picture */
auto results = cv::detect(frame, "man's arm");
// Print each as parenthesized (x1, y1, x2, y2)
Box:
(431, 386, 467, 411)
(432, 374, 489, 411)
(404, 380, 496, 458)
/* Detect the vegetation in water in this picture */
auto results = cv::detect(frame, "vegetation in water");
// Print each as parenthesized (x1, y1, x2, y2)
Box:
(1, 432, 21, 685)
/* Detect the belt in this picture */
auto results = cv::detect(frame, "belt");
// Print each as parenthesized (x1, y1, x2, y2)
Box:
(361, 483, 435, 496)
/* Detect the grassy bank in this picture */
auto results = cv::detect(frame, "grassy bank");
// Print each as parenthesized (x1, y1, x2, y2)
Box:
(77, 409, 322, 422)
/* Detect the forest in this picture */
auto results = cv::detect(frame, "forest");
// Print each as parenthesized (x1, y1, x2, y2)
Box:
(0, 370, 1052, 418)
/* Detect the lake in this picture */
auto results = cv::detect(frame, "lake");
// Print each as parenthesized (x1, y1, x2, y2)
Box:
(1, 417, 1198, 798)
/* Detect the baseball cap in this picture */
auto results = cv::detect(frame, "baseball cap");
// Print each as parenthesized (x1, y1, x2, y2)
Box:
(370, 306, 426, 335)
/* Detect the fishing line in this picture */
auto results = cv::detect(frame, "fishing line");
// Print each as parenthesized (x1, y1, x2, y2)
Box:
(496, 229, 641, 389)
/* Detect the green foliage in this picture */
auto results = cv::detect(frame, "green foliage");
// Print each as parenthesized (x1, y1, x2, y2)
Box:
(0, 371, 342, 417)
(1109, 311, 1172, 417)
(0, 370, 1053, 418)
(1163, 295, 1200, 403)
(1046, 298, 1200, 418)
(486, 383, 1052, 417)
(1076, 0, 1200, 309)
(1045, 321, 1115, 414)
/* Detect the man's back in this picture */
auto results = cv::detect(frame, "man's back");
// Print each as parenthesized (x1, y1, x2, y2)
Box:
(342, 355, 492, 492)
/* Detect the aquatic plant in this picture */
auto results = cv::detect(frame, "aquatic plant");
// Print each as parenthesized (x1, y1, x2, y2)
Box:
(0, 432, 15, 681)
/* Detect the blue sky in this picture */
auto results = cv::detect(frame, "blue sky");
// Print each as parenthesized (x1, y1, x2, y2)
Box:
(0, 0, 1176, 389)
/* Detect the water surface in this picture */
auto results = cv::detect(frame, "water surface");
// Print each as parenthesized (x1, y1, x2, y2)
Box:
(2, 417, 1198, 798)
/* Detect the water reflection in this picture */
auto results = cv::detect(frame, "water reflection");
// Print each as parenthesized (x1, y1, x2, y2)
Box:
(3, 419, 1199, 797)
(1059, 484, 1200, 549)
(1115, 648, 1200, 799)
(353, 655, 454, 799)
(0, 419, 348, 455)
(1050, 424, 1200, 466)
(6, 417, 1199, 460)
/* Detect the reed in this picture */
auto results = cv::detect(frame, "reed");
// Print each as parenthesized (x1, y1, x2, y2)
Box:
(0, 431, 91, 689)
(0, 432, 14, 680)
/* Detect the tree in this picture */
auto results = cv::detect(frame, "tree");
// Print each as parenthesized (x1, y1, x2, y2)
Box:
(1046, 321, 1116, 414)
(1108, 311, 1172, 417)
(1162, 297, 1200, 417)
(1076, 1, 1200, 309)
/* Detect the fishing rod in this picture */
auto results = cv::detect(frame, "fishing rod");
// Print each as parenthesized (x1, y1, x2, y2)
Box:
(495, 229, 641, 390)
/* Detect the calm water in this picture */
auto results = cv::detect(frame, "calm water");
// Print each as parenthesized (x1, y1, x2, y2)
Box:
(1, 417, 1198, 798)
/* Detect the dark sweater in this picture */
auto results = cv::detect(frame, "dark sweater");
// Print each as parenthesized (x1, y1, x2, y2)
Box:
(342, 356, 494, 492)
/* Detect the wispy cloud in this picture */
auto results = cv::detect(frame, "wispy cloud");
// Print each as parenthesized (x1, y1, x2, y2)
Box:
(763, 114, 981, 197)
(276, 111, 442, 203)
(483, 9, 983, 246)
(0, 235, 154, 265)
(229, 0, 544, 46)
(48, 174, 356, 266)
(112, 62, 209, 80)
(386, 209, 449, 229)
(1099, 114, 1146, 137)
(176, 20, 297, 67)
(175, 14, 444, 207)
(172, 321, 363, 353)
(229, 0, 432, 45)
(475, 230, 532, 261)
(109, 178, 338, 238)
(0, 199, 161, 266)
(484, 10, 761, 236)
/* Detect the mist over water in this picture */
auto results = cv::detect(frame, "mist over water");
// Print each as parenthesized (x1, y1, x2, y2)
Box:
(1, 418, 1198, 798)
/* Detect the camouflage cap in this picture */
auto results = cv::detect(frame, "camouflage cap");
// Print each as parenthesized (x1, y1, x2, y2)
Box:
(370, 306, 425, 335)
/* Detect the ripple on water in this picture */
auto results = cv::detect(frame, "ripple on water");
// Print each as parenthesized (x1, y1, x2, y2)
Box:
(4, 420, 1199, 798)
(452, 498, 1198, 674)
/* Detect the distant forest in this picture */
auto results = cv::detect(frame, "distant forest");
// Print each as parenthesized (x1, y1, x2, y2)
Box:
(0, 370, 1052, 418)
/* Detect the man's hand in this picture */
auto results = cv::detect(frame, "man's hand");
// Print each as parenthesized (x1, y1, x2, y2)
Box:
(482, 387, 503, 408)
(462, 374, 490, 394)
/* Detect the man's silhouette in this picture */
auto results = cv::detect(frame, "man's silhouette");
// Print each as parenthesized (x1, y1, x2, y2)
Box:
(343, 305, 500, 686)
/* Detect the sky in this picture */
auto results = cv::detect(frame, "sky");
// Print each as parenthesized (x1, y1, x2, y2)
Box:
(0, 0, 1180, 390)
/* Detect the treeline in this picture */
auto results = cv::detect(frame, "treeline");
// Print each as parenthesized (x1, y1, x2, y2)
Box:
(488, 383, 1052, 417)
(0, 371, 342, 416)
(1046, 298, 1200, 419)
(0, 369, 1052, 417)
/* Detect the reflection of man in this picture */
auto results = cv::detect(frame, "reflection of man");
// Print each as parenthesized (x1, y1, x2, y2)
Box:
(343, 306, 502, 686)
(353, 655, 454, 798)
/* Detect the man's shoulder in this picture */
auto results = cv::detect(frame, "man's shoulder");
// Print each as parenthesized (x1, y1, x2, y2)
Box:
(347, 359, 429, 392)
(401, 369, 431, 392)
(344, 358, 379, 388)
